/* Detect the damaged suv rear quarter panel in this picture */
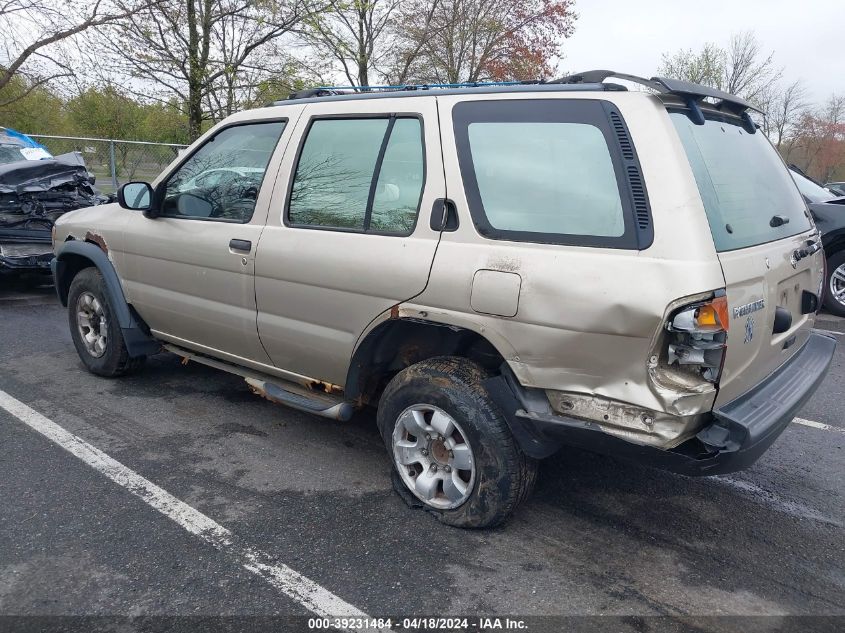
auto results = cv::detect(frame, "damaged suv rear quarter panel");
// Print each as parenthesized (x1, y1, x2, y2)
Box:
(402, 92, 727, 446)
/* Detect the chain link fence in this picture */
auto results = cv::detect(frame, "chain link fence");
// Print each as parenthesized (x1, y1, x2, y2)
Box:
(26, 135, 188, 195)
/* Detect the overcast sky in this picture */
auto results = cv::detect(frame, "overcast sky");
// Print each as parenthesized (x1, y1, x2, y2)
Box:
(560, 0, 841, 105)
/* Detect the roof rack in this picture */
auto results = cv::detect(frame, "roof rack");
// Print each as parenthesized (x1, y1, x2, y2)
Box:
(553, 70, 762, 114)
(284, 80, 542, 101)
(274, 72, 760, 130)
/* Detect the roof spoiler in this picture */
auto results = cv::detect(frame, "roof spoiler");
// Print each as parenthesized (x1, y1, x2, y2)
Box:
(552, 70, 763, 129)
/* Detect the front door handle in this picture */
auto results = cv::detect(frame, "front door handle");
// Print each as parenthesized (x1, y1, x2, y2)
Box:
(229, 239, 252, 252)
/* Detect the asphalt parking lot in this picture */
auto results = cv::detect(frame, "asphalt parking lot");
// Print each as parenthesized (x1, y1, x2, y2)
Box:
(1, 280, 843, 632)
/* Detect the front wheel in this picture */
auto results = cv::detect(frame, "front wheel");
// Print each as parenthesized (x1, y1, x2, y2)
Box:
(67, 267, 145, 377)
(824, 251, 845, 318)
(377, 357, 537, 528)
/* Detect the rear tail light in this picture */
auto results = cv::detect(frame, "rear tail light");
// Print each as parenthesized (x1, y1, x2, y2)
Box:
(665, 294, 728, 383)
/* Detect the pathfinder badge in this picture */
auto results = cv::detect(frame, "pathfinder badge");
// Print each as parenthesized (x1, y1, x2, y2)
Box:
(733, 298, 765, 319)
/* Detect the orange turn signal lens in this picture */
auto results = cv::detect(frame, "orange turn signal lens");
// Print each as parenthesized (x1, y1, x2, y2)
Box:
(696, 296, 729, 331)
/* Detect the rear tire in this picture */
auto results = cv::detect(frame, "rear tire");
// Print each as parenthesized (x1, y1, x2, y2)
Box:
(824, 251, 845, 318)
(67, 267, 146, 377)
(377, 357, 537, 528)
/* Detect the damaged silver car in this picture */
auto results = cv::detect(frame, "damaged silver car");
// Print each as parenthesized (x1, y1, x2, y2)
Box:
(1, 130, 109, 276)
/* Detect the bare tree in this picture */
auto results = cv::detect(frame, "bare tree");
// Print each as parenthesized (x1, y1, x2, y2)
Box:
(300, 0, 401, 87)
(757, 80, 807, 151)
(392, 0, 576, 84)
(100, 0, 306, 140)
(723, 31, 783, 104)
(389, 0, 441, 84)
(0, 0, 155, 103)
(657, 31, 782, 108)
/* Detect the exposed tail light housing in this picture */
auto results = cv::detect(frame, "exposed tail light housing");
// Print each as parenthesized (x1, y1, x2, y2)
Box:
(665, 293, 729, 384)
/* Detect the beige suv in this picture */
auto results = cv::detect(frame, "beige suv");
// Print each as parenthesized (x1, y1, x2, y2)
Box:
(52, 71, 836, 528)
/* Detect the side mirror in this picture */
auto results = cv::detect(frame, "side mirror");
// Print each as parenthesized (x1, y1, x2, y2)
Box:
(117, 182, 154, 213)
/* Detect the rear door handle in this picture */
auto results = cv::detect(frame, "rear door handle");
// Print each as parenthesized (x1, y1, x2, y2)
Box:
(229, 239, 252, 252)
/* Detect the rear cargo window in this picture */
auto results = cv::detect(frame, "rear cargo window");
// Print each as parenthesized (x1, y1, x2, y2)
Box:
(670, 113, 811, 251)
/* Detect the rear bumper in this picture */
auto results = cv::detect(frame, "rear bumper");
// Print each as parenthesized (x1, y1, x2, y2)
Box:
(486, 332, 836, 475)
(692, 331, 836, 474)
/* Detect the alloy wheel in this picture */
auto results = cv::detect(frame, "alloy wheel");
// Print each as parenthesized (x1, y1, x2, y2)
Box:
(830, 263, 845, 308)
(76, 291, 108, 358)
(392, 404, 476, 510)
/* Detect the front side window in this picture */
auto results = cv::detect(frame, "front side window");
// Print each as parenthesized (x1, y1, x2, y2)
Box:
(161, 121, 285, 222)
(453, 99, 639, 247)
(288, 116, 424, 235)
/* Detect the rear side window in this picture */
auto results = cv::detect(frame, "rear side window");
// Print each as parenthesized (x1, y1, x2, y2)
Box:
(467, 122, 624, 237)
(453, 99, 649, 248)
(287, 116, 424, 235)
(670, 112, 811, 251)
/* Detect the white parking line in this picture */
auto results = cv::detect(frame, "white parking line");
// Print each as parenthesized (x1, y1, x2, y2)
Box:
(793, 417, 845, 434)
(713, 476, 842, 527)
(0, 389, 387, 631)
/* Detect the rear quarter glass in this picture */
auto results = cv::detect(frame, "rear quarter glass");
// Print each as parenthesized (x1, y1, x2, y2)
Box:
(451, 98, 652, 249)
(670, 111, 812, 252)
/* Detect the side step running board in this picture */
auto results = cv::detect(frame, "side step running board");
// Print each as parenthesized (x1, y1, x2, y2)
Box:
(245, 378, 354, 421)
(163, 343, 355, 421)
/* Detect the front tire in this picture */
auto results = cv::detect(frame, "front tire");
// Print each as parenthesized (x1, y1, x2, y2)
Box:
(377, 357, 537, 528)
(67, 267, 145, 377)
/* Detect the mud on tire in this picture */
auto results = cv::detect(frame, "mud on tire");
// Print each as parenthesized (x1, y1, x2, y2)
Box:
(377, 357, 537, 528)
(67, 267, 146, 377)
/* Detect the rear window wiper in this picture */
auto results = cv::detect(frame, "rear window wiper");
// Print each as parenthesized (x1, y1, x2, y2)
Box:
(769, 214, 790, 228)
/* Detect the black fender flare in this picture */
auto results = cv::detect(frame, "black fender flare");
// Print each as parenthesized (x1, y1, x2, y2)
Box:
(52, 240, 159, 357)
(822, 228, 845, 256)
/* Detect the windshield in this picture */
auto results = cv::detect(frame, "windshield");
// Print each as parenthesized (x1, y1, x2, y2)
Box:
(670, 112, 811, 252)
(0, 143, 52, 165)
(791, 169, 836, 203)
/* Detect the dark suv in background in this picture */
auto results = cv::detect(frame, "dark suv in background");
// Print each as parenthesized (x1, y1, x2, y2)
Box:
(825, 182, 845, 196)
(791, 167, 845, 316)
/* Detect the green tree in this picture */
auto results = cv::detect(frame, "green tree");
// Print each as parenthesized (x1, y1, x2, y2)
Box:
(139, 101, 191, 145)
(0, 74, 67, 134)
(66, 86, 144, 140)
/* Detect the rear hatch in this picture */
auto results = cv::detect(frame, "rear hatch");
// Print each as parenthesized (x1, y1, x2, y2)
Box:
(670, 110, 824, 406)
